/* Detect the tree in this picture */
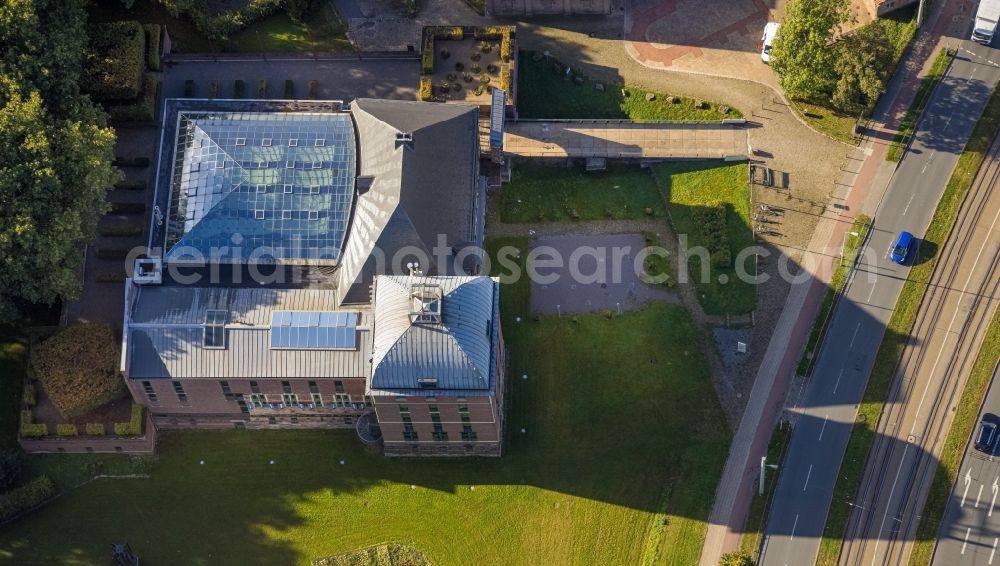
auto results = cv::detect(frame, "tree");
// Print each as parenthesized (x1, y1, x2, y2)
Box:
(719, 551, 754, 566)
(770, 0, 852, 101)
(0, 0, 118, 321)
(831, 23, 895, 114)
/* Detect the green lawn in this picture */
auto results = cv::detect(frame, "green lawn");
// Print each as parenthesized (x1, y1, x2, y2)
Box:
(87, 0, 351, 54)
(517, 51, 740, 121)
(498, 165, 665, 223)
(651, 161, 755, 315)
(0, 239, 729, 566)
(816, 80, 1000, 566)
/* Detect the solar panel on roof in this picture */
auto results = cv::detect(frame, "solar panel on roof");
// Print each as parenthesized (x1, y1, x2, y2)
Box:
(269, 311, 358, 350)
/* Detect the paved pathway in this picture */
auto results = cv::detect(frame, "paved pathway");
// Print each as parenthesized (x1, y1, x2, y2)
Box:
(504, 120, 749, 159)
(698, 1, 978, 564)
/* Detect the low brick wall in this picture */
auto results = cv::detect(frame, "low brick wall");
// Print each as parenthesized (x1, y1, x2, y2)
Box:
(383, 441, 501, 457)
(19, 413, 157, 455)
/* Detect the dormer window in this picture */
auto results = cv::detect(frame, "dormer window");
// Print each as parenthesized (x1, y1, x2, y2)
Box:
(418, 378, 438, 389)
(204, 309, 227, 349)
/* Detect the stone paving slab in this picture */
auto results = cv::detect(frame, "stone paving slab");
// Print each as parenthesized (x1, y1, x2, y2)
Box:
(504, 120, 748, 159)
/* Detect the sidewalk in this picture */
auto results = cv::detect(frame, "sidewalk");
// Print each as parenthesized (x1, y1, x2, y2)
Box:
(697, 2, 974, 564)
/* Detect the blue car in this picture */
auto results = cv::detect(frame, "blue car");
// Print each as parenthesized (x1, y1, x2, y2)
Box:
(890, 231, 914, 264)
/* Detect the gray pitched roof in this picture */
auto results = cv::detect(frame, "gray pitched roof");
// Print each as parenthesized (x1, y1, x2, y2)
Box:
(336, 99, 482, 304)
(370, 275, 498, 391)
(125, 286, 371, 379)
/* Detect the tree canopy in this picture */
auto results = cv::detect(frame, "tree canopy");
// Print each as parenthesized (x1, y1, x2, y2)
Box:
(0, 0, 118, 321)
(770, 0, 852, 101)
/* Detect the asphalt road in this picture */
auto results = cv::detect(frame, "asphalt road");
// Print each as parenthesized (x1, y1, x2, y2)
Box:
(933, 363, 1000, 566)
(760, 41, 1000, 566)
(840, 118, 1000, 565)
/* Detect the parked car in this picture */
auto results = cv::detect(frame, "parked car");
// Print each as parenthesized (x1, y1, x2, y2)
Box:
(976, 415, 998, 453)
(761, 22, 780, 64)
(889, 231, 914, 264)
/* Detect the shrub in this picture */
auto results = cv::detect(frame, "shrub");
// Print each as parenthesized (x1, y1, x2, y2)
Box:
(500, 32, 512, 62)
(430, 26, 463, 40)
(258, 79, 267, 98)
(95, 248, 130, 261)
(22, 382, 36, 407)
(419, 77, 433, 101)
(209, 80, 220, 98)
(479, 41, 491, 53)
(19, 411, 47, 438)
(470, 52, 481, 62)
(421, 38, 435, 74)
(98, 224, 143, 237)
(0, 476, 56, 522)
(233, 80, 245, 99)
(114, 404, 144, 436)
(499, 68, 511, 92)
(474, 26, 507, 39)
(307, 80, 318, 99)
(157, 0, 285, 40)
(114, 179, 146, 191)
(143, 24, 162, 71)
(284, 79, 294, 99)
(184, 79, 196, 97)
(0, 451, 21, 491)
(110, 202, 146, 214)
(96, 271, 127, 284)
(691, 205, 731, 268)
(440, 48, 450, 59)
(719, 551, 754, 566)
(455, 62, 464, 72)
(32, 323, 125, 419)
(112, 157, 149, 168)
(108, 73, 159, 122)
(57, 424, 78, 437)
(86, 423, 105, 436)
(81, 21, 145, 101)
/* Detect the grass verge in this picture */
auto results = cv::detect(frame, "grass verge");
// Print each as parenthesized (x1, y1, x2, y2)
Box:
(909, 308, 1000, 565)
(517, 51, 740, 121)
(740, 420, 794, 559)
(797, 215, 872, 376)
(651, 161, 755, 315)
(816, 82, 1000, 566)
(886, 48, 953, 162)
(498, 165, 665, 222)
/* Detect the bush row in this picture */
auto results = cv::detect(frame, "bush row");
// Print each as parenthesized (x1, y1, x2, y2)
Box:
(114, 404, 144, 436)
(22, 383, 36, 407)
(81, 21, 146, 101)
(19, 411, 47, 438)
(86, 423, 106, 436)
(419, 77, 433, 101)
(144, 23, 162, 71)
(158, 0, 285, 40)
(57, 424, 78, 437)
(96, 271, 127, 284)
(114, 179, 146, 191)
(108, 73, 159, 123)
(691, 205, 732, 268)
(98, 224, 143, 237)
(112, 157, 150, 168)
(0, 476, 56, 523)
(110, 202, 146, 214)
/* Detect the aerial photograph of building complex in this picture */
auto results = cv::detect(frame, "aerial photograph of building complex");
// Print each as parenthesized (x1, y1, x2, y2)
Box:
(0, 0, 999, 565)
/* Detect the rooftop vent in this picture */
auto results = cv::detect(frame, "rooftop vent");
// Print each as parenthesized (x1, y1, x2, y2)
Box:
(394, 132, 414, 150)
(133, 258, 162, 285)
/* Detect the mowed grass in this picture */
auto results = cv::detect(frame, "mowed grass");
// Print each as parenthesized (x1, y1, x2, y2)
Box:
(516, 51, 740, 121)
(498, 165, 665, 223)
(652, 161, 755, 315)
(0, 239, 730, 566)
(817, 81, 1000, 566)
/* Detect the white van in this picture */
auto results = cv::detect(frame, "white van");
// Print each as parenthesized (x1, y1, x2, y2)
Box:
(761, 22, 780, 64)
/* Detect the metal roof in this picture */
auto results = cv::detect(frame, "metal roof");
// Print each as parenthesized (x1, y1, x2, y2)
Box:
(126, 286, 371, 379)
(370, 275, 498, 391)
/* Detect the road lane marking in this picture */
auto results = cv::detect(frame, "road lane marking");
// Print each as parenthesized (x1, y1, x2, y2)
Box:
(790, 514, 799, 541)
(991, 478, 998, 517)
(992, 537, 998, 564)
(963, 470, 973, 507)
(803, 465, 813, 491)
(866, 282, 877, 304)
(819, 415, 829, 441)
(963, 528, 971, 554)
(977, 483, 985, 508)
(849, 323, 861, 349)
(902, 193, 916, 216)
(920, 150, 937, 173)
(834, 368, 845, 395)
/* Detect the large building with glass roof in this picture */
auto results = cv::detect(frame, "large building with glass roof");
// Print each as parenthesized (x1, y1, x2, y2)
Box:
(122, 98, 505, 457)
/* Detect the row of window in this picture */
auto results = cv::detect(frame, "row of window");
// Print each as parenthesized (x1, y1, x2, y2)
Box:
(399, 403, 477, 442)
(139, 380, 371, 408)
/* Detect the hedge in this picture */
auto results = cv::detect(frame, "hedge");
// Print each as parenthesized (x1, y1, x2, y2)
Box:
(19, 411, 47, 438)
(308, 80, 318, 99)
(114, 404, 144, 436)
(81, 21, 146, 102)
(430, 26, 463, 40)
(32, 323, 125, 419)
(421, 37, 435, 74)
(258, 79, 267, 98)
(86, 423, 106, 436)
(419, 77, 433, 101)
(112, 157, 150, 168)
(158, 0, 285, 40)
(0, 476, 56, 523)
(111, 202, 146, 214)
(184, 79, 196, 97)
(284, 79, 294, 99)
(143, 23, 162, 71)
(22, 383, 36, 407)
(114, 179, 147, 191)
(209, 80, 220, 98)
(95, 248, 130, 261)
(234, 79, 246, 99)
(56, 424, 78, 437)
(98, 224, 144, 237)
(499, 67, 511, 92)
(96, 271, 127, 284)
(108, 73, 159, 123)
(500, 31, 512, 62)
